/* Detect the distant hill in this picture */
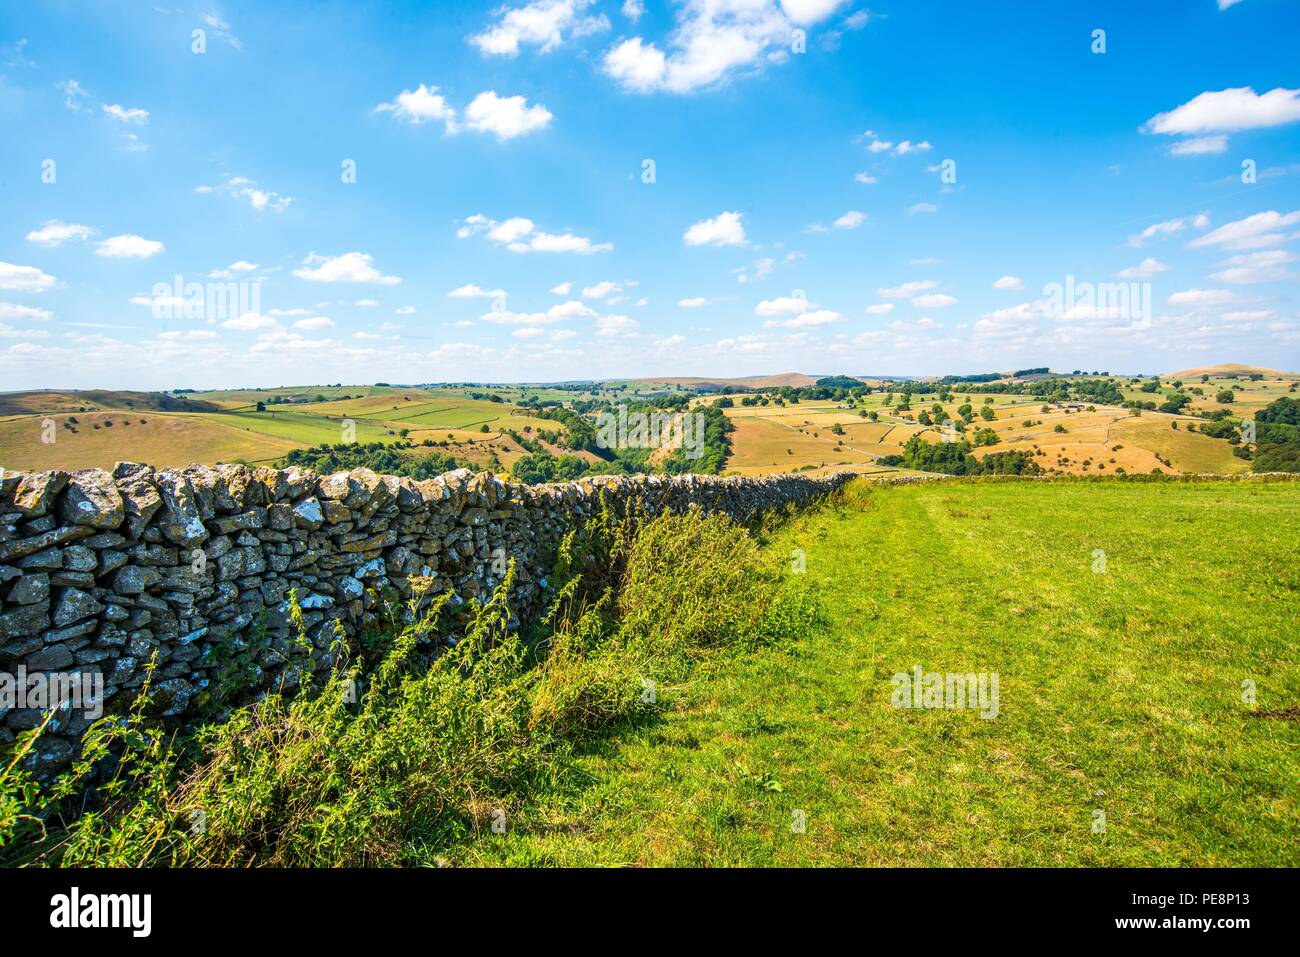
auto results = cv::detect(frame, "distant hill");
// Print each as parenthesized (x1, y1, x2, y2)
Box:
(0, 390, 222, 416)
(1166, 364, 1298, 380)
(629, 373, 819, 391)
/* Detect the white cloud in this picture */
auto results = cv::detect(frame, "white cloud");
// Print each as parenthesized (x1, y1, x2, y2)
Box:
(582, 280, 621, 299)
(864, 303, 894, 315)
(0, 302, 53, 321)
(223, 313, 279, 331)
(201, 13, 243, 50)
(156, 330, 218, 341)
(755, 295, 815, 316)
(888, 317, 940, 331)
(293, 252, 402, 285)
(1127, 213, 1209, 247)
(1218, 0, 1246, 9)
(864, 132, 931, 157)
(528, 233, 607, 253)
(1187, 210, 1300, 251)
(463, 91, 553, 140)
(488, 217, 536, 243)
(482, 299, 596, 325)
(470, 0, 608, 56)
(95, 234, 164, 258)
(102, 103, 148, 124)
(684, 211, 746, 247)
(1167, 288, 1234, 306)
(993, 275, 1025, 291)
(833, 210, 865, 229)
(375, 84, 457, 128)
(550, 281, 572, 295)
(1209, 249, 1296, 284)
(267, 308, 313, 317)
(910, 293, 957, 308)
(394, 306, 415, 315)
(26, 221, 94, 247)
(763, 309, 844, 329)
(596, 314, 638, 337)
(907, 202, 937, 215)
(460, 214, 612, 253)
(602, 0, 848, 94)
(876, 280, 936, 298)
(1115, 257, 1169, 279)
(196, 174, 293, 213)
(622, 1, 645, 21)
(1169, 134, 1228, 156)
(549, 300, 597, 319)
(853, 172, 877, 184)
(292, 316, 335, 331)
(733, 256, 776, 284)
(57, 79, 87, 111)
(1144, 87, 1300, 135)
(448, 283, 507, 298)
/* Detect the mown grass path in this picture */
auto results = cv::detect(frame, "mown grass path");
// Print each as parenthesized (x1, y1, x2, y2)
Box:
(452, 479, 1299, 866)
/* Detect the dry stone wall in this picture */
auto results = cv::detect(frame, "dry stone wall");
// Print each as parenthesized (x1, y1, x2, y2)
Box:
(0, 462, 855, 771)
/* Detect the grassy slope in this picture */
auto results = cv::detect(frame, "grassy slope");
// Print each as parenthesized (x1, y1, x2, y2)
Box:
(453, 478, 1299, 866)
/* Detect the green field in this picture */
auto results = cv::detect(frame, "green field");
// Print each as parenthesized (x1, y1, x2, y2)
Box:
(6, 477, 1297, 868)
(450, 478, 1299, 866)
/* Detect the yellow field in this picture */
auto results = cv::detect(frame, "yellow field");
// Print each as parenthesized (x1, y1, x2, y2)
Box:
(716, 388, 1261, 478)
(1180, 375, 1297, 417)
(0, 411, 299, 471)
(0, 380, 1274, 478)
(0, 387, 564, 473)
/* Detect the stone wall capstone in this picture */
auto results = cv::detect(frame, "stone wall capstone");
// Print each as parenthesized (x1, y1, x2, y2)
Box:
(0, 462, 855, 771)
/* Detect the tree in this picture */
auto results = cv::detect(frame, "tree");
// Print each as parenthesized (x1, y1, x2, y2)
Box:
(1216, 390, 1236, 404)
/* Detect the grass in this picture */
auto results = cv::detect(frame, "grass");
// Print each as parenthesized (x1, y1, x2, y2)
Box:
(2, 502, 818, 867)
(4, 477, 1295, 867)
(450, 477, 1300, 866)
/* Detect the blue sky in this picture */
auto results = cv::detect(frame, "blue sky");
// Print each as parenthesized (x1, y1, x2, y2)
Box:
(1, 0, 1298, 390)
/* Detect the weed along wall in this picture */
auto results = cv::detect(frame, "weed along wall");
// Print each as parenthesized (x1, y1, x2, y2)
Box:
(0, 462, 856, 771)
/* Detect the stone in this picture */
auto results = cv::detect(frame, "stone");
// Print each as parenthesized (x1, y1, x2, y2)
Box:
(58, 469, 125, 529)
(63, 544, 98, 572)
(0, 461, 857, 776)
(26, 642, 75, 670)
(113, 564, 161, 595)
(53, 588, 105, 627)
(12, 470, 69, 518)
(154, 472, 209, 547)
(293, 497, 325, 528)
(0, 605, 50, 642)
(7, 573, 50, 605)
(0, 524, 93, 564)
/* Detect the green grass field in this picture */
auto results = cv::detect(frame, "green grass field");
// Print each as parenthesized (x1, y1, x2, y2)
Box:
(449, 478, 1299, 866)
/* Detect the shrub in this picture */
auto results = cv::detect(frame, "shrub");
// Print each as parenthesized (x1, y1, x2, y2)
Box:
(3, 507, 818, 867)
